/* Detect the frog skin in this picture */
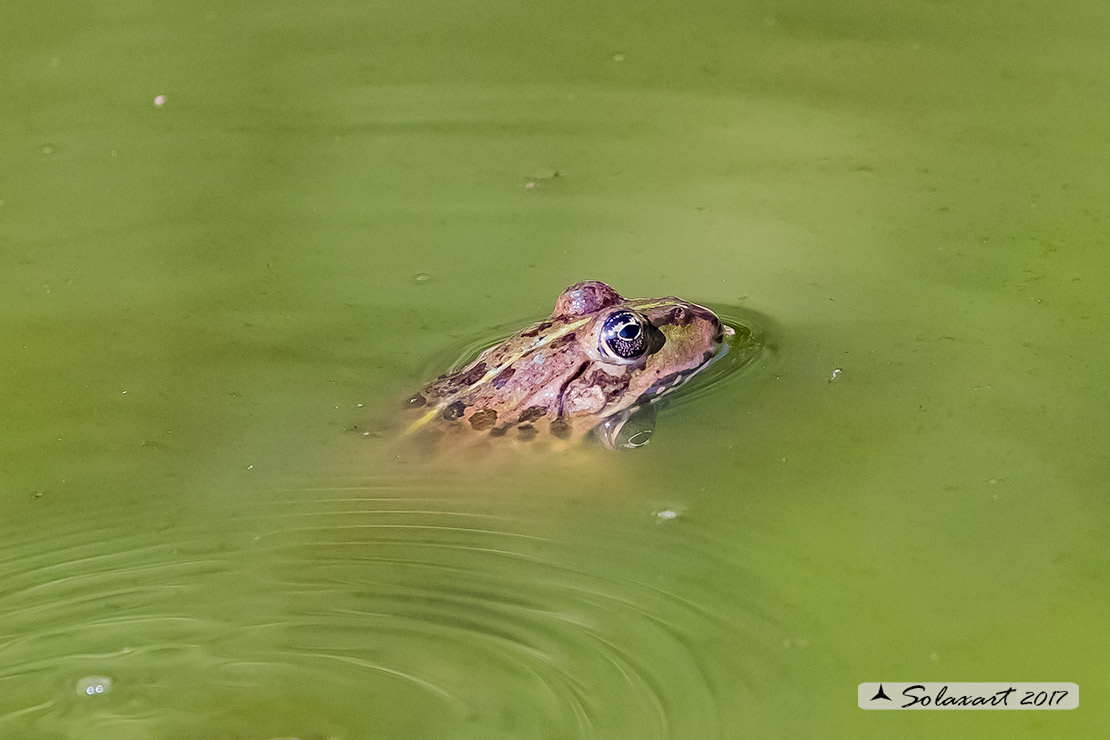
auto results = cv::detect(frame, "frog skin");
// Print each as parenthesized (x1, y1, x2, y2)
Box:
(403, 280, 730, 449)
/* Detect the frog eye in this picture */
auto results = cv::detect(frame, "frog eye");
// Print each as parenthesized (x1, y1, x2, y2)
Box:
(599, 310, 655, 363)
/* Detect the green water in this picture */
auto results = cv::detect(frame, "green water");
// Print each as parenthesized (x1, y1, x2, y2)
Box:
(3, 0, 1109, 737)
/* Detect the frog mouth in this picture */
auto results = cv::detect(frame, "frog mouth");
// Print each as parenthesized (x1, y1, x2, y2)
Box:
(595, 349, 724, 449)
(597, 327, 739, 449)
(646, 350, 726, 399)
(644, 328, 733, 399)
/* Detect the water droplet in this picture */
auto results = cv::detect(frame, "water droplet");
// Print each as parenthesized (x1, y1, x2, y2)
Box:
(76, 676, 111, 697)
(654, 509, 678, 522)
(412, 272, 431, 283)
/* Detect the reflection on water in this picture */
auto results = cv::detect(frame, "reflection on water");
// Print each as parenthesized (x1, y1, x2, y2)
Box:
(0, 474, 806, 738)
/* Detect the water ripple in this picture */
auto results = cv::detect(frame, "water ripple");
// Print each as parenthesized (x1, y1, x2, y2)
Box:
(0, 482, 807, 738)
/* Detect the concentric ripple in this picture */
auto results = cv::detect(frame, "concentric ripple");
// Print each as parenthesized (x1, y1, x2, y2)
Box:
(235, 484, 802, 739)
(0, 474, 808, 739)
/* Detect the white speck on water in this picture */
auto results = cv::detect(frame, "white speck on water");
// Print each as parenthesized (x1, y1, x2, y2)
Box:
(524, 181, 536, 189)
(612, 53, 626, 62)
(654, 508, 679, 522)
(76, 676, 111, 697)
(412, 272, 431, 283)
(829, 368, 842, 382)
(121, 390, 128, 395)
(247, 464, 254, 470)
(154, 94, 166, 107)
(356, 403, 364, 408)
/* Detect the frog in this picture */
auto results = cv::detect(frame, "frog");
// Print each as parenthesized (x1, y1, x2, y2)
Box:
(403, 280, 732, 449)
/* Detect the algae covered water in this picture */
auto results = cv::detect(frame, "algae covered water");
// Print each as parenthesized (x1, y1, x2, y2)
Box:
(2, 1, 1108, 738)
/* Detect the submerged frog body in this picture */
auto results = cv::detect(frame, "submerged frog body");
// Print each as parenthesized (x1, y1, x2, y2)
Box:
(404, 280, 730, 449)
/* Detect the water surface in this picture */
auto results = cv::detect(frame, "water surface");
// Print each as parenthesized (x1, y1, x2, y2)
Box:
(2, 1, 1108, 738)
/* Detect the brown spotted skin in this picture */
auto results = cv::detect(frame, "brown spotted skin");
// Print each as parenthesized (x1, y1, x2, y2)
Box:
(404, 280, 724, 448)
